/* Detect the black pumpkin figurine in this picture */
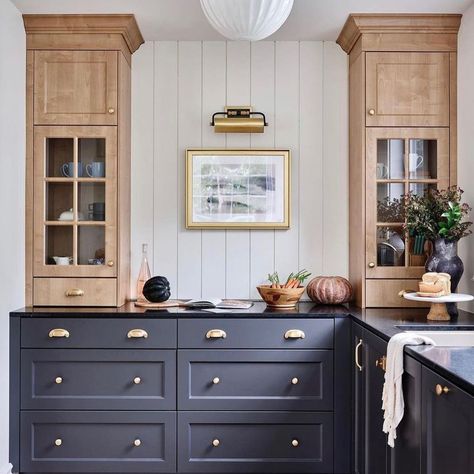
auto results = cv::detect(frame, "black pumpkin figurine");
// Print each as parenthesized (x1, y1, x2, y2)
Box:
(143, 276, 171, 303)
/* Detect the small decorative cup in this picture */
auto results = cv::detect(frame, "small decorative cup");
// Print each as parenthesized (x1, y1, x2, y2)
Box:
(86, 162, 105, 178)
(61, 162, 83, 177)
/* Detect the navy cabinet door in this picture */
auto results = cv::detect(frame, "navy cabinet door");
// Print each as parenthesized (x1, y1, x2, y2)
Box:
(421, 366, 474, 474)
(178, 411, 333, 473)
(21, 349, 176, 410)
(352, 322, 365, 474)
(178, 349, 333, 411)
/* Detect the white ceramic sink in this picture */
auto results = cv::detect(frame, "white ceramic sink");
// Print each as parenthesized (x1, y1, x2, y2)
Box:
(404, 331, 474, 347)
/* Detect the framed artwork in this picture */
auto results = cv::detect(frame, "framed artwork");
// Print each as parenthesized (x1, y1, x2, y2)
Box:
(186, 149, 290, 229)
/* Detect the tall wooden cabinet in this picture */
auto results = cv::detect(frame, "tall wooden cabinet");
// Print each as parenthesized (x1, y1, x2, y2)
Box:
(24, 15, 143, 306)
(337, 14, 461, 308)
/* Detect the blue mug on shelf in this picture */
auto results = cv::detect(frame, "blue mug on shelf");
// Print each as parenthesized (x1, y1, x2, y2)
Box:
(86, 161, 105, 178)
(61, 162, 83, 177)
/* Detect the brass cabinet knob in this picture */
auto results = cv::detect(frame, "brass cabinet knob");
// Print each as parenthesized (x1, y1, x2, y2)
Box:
(368, 108, 375, 116)
(108, 107, 115, 114)
(55, 377, 63, 384)
(133, 377, 141, 385)
(133, 439, 141, 447)
(291, 439, 299, 447)
(54, 438, 62, 447)
(375, 356, 387, 372)
(107, 260, 114, 267)
(206, 329, 227, 339)
(435, 384, 450, 396)
(49, 328, 70, 338)
(212, 439, 220, 447)
(284, 329, 305, 339)
(291, 377, 299, 385)
(127, 329, 148, 339)
(65, 288, 84, 297)
(368, 262, 375, 268)
(212, 377, 220, 385)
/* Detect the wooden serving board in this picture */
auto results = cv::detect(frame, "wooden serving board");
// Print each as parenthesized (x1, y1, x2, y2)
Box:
(134, 299, 187, 309)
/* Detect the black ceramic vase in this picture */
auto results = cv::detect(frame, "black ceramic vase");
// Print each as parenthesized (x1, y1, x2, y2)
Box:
(425, 237, 464, 317)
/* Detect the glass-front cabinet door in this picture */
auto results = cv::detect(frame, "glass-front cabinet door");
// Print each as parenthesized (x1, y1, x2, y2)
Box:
(33, 126, 117, 277)
(366, 128, 449, 279)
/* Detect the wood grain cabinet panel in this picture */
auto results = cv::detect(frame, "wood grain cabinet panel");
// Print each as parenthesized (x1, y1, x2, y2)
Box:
(366, 52, 449, 127)
(34, 50, 118, 125)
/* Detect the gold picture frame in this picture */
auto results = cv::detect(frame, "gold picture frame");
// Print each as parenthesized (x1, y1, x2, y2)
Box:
(186, 149, 290, 229)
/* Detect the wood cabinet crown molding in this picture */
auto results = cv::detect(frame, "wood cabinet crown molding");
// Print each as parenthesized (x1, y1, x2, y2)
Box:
(23, 14, 144, 54)
(337, 13, 462, 53)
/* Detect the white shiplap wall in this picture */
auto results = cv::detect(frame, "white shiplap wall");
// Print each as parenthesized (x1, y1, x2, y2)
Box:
(131, 41, 348, 300)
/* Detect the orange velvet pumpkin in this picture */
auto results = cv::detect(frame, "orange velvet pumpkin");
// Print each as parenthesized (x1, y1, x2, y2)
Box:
(306, 276, 353, 304)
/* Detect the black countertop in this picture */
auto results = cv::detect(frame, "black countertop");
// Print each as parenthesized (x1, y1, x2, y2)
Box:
(10, 302, 474, 394)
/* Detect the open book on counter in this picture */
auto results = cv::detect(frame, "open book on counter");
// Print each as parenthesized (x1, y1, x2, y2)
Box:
(182, 299, 253, 309)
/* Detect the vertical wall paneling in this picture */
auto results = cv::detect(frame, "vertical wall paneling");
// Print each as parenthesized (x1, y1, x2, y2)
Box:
(322, 42, 349, 276)
(201, 41, 227, 299)
(131, 42, 155, 296)
(225, 42, 251, 298)
(249, 41, 276, 298)
(154, 42, 179, 297)
(274, 41, 300, 278)
(299, 42, 324, 277)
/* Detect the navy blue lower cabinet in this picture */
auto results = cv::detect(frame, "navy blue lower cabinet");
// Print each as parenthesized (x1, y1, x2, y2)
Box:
(178, 349, 333, 411)
(177, 411, 334, 473)
(20, 411, 177, 473)
(21, 349, 176, 410)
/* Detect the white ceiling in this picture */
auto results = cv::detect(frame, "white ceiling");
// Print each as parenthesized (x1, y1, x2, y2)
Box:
(11, 0, 474, 41)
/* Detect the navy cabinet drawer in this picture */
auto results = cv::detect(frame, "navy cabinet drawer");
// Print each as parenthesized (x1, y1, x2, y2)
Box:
(178, 350, 333, 411)
(178, 411, 333, 473)
(178, 319, 333, 349)
(20, 411, 176, 473)
(21, 349, 176, 410)
(21, 318, 177, 348)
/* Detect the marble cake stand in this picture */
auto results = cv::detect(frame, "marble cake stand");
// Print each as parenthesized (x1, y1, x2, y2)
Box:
(403, 292, 474, 321)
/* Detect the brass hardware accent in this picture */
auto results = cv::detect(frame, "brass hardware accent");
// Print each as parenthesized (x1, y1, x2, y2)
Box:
(211, 106, 268, 133)
(368, 108, 375, 116)
(291, 377, 299, 385)
(65, 288, 84, 297)
(55, 377, 63, 384)
(206, 329, 227, 339)
(107, 260, 115, 267)
(133, 377, 141, 385)
(212, 439, 220, 447)
(368, 262, 375, 268)
(291, 439, 299, 447)
(127, 329, 148, 339)
(284, 329, 305, 339)
(54, 438, 62, 447)
(398, 289, 417, 298)
(435, 384, 450, 396)
(49, 328, 70, 338)
(212, 377, 220, 385)
(355, 339, 363, 371)
(375, 356, 387, 372)
(133, 439, 141, 447)
(108, 107, 115, 114)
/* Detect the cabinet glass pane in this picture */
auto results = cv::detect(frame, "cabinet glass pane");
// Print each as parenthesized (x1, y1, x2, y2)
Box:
(377, 226, 405, 267)
(78, 182, 105, 221)
(46, 182, 73, 221)
(46, 138, 74, 177)
(79, 138, 106, 178)
(409, 182, 437, 197)
(408, 139, 437, 179)
(408, 234, 431, 267)
(45, 225, 73, 265)
(78, 226, 105, 265)
(377, 139, 404, 179)
(377, 183, 405, 222)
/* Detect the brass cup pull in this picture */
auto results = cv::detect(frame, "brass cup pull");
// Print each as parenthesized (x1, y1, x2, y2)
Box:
(133, 377, 141, 385)
(368, 108, 375, 116)
(355, 339, 363, 372)
(435, 384, 450, 396)
(206, 329, 227, 339)
(108, 107, 115, 114)
(127, 329, 149, 339)
(54, 438, 62, 447)
(49, 328, 70, 338)
(291, 439, 299, 447)
(284, 329, 305, 339)
(368, 262, 375, 268)
(212, 377, 220, 385)
(133, 439, 141, 447)
(375, 356, 387, 372)
(291, 377, 299, 385)
(212, 439, 220, 447)
(55, 377, 63, 384)
(65, 288, 84, 297)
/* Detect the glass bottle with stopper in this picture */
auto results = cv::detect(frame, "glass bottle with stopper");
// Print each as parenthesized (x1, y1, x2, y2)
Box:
(136, 243, 151, 302)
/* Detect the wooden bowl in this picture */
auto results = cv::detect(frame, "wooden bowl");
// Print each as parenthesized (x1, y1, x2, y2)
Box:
(257, 285, 305, 308)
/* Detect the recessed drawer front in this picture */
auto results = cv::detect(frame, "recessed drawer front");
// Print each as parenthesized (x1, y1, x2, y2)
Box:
(21, 349, 176, 410)
(20, 411, 176, 473)
(178, 350, 333, 411)
(178, 411, 333, 473)
(21, 318, 177, 349)
(178, 319, 334, 349)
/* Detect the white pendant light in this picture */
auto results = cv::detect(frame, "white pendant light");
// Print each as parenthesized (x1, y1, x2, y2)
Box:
(200, 0, 294, 41)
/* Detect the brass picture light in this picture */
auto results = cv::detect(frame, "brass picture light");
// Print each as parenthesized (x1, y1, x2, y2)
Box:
(211, 106, 268, 133)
